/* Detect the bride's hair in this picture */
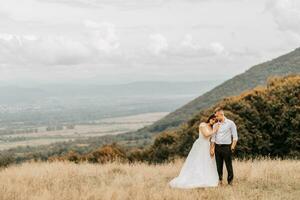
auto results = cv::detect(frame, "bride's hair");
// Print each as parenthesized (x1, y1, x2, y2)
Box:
(206, 114, 216, 125)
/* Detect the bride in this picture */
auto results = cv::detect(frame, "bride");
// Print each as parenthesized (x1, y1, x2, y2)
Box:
(168, 114, 220, 188)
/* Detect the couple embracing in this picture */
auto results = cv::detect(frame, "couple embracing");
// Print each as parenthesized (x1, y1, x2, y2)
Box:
(169, 107, 238, 188)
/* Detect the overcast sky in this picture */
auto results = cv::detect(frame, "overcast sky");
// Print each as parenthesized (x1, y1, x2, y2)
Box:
(0, 0, 300, 85)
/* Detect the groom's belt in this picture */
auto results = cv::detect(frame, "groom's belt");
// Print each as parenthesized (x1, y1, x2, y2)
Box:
(215, 143, 231, 146)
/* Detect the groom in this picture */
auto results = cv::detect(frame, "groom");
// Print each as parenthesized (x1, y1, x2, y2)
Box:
(210, 107, 238, 186)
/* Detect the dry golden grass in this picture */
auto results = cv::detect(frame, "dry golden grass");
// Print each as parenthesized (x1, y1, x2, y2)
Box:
(0, 159, 299, 200)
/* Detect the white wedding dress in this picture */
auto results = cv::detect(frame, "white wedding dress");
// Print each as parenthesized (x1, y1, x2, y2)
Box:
(168, 123, 219, 188)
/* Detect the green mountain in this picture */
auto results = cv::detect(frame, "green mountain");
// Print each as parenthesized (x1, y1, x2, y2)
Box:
(135, 75, 300, 163)
(135, 48, 300, 137)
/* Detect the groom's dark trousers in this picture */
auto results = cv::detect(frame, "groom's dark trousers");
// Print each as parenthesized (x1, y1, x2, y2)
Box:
(215, 143, 233, 184)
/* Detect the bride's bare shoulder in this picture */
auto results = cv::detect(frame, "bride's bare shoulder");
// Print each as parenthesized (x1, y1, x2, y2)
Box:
(199, 122, 207, 127)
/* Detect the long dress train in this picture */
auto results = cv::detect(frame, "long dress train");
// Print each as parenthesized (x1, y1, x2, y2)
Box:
(168, 124, 219, 188)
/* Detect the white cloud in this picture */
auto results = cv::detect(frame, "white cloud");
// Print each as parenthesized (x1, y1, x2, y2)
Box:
(38, 0, 206, 9)
(181, 34, 199, 50)
(0, 0, 297, 83)
(0, 20, 120, 67)
(179, 34, 227, 57)
(84, 20, 120, 53)
(0, 33, 91, 66)
(0, 33, 14, 41)
(148, 33, 168, 55)
(210, 42, 225, 55)
(266, 0, 300, 35)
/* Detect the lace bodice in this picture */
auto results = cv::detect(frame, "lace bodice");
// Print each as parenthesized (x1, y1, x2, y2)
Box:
(198, 122, 211, 141)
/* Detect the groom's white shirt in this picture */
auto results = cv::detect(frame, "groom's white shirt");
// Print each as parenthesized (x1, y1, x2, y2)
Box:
(211, 117, 238, 144)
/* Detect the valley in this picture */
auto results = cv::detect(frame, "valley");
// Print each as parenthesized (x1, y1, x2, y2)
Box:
(0, 112, 168, 150)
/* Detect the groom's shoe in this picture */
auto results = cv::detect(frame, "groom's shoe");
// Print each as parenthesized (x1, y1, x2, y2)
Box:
(228, 181, 233, 186)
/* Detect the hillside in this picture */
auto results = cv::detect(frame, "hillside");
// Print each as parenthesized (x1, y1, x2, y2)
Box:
(134, 48, 300, 137)
(0, 159, 299, 200)
(137, 75, 300, 163)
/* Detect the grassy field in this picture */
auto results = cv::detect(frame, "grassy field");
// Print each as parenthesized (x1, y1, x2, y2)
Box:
(0, 159, 299, 200)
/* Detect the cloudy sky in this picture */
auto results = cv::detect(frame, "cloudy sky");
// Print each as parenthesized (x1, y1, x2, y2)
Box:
(0, 0, 300, 85)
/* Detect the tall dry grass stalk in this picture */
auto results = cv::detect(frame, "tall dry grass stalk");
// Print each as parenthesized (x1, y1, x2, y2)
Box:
(0, 159, 299, 200)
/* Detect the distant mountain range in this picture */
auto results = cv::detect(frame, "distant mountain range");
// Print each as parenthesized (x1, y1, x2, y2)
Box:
(0, 80, 221, 104)
(132, 47, 300, 138)
(0, 80, 221, 125)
